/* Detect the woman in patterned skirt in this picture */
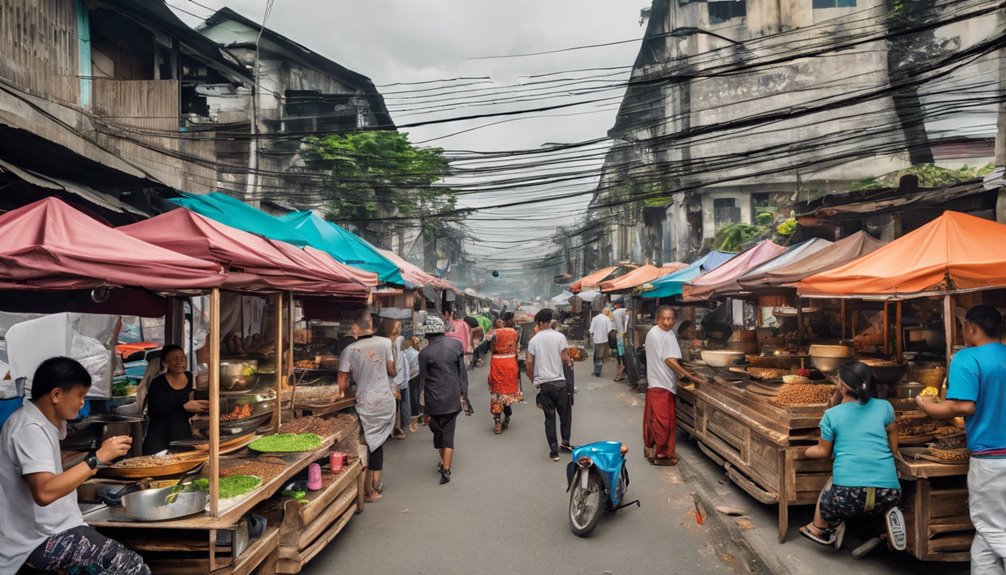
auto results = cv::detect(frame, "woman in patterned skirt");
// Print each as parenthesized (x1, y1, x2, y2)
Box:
(488, 313, 523, 434)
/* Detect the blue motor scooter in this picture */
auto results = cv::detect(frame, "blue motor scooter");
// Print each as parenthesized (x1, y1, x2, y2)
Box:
(565, 441, 640, 537)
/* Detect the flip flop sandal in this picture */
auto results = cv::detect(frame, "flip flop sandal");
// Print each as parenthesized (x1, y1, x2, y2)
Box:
(365, 492, 383, 503)
(652, 456, 678, 466)
(373, 481, 384, 494)
(833, 522, 847, 550)
(799, 523, 837, 546)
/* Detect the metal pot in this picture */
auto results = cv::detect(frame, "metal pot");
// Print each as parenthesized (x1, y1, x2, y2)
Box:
(811, 355, 848, 374)
(867, 363, 908, 386)
(121, 485, 208, 522)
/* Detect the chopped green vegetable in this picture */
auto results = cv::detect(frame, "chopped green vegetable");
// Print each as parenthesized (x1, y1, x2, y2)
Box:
(248, 433, 322, 453)
(186, 475, 262, 499)
(281, 489, 308, 502)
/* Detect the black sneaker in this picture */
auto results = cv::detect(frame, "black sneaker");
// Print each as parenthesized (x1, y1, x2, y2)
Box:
(560, 441, 574, 452)
(439, 468, 451, 484)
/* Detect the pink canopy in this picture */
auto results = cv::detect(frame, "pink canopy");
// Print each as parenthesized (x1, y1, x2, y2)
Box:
(378, 249, 461, 294)
(0, 197, 226, 291)
(682, 241, 787, 301)
(119, 209, 372, 297)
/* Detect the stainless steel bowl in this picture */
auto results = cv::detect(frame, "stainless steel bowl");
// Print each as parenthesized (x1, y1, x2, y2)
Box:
(121, 485, 208, 522)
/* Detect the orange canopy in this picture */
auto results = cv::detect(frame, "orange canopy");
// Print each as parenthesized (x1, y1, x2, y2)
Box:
(798, 211, 1006, 298)
(599, 263, 687, 292)
(570, 266, 619, 293)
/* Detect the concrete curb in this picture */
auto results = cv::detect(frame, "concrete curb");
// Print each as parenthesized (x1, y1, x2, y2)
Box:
(675, 451, 792, 575)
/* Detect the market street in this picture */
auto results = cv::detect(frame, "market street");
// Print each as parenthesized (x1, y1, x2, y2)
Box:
(303, 358, 736, 575)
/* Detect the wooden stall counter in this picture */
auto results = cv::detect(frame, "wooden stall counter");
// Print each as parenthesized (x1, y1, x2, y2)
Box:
(676, 376, 831, 543)
(896, 450, 973, 562)
(85, 417, 362, 574)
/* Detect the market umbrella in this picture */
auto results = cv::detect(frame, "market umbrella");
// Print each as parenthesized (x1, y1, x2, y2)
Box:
(716, 238, 833, 297)
(0, 197, 226, 291)
(640, 251, 734, 299)
(119, 208, 373, 296)
(682, 241, 786, 301)
(276, 212, 404, 285)
(599, 263, 687, 293)
(738, 231, 884, 291)
(798, 211, 1006, 297)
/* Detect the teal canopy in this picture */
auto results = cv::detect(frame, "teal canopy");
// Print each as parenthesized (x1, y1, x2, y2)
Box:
(641, 251, 734, 299)
(170, 192, 404, 285)
(275, 212, 403, 286)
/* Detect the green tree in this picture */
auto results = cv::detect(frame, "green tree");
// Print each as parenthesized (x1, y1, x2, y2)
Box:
(300, 131, 454, 228)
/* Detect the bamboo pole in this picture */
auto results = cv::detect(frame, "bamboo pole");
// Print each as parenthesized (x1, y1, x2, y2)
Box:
(209, 288, 221, 517)
(274, 292, 284, 432)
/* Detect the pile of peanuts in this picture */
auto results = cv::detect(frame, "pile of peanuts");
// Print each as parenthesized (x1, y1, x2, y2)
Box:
(928, 445, 969, 462)
(771, 383, 834, 407)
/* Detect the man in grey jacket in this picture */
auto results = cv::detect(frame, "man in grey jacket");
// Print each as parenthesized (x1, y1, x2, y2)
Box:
(419, 315, 470, 484)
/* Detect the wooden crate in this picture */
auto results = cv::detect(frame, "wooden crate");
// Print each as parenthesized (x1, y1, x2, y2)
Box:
(276, 458, 364, 574)
(897, 456, 973, 562)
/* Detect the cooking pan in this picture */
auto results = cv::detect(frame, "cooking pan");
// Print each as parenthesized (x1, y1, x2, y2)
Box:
(120, 463, 208, 521)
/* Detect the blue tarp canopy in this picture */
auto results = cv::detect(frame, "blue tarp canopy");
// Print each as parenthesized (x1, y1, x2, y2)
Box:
(170, 192, 404, 285)
(640, 251, 734, 299)
(275, 212, 403, 285)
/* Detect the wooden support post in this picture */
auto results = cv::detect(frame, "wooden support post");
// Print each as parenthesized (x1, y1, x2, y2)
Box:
(851, 300, 857, 342)
(840, 299, 846, 340)
(896, 301, 903, 362)
(209, 288, 221, 517)
(884, 301, 890, 356)
(209, 529, 217, 572)
(777, 448, 789, 544)
(275, 293, 284, 432)
(944, 294, 954, 361)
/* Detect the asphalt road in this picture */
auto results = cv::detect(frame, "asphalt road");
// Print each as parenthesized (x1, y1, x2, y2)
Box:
(303, 358, 737, 575)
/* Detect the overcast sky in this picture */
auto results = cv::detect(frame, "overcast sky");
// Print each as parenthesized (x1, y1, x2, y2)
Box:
(172, 0, 646, 271)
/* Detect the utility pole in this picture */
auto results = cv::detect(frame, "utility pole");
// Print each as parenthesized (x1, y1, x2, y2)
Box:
(997, 3, 1006, 222)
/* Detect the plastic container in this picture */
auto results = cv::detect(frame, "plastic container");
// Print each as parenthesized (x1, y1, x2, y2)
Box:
(307, 463, 323, 491)
(329, 451, 346, 473)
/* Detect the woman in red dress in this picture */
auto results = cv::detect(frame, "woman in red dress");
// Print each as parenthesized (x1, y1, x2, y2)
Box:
(488, 313, 523, 434)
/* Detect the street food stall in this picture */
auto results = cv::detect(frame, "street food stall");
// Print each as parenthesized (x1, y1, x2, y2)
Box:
(675, 211, 1006, 561)
(0, 197, 378, 574)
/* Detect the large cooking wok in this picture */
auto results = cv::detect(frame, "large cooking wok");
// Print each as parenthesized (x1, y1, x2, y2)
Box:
(121, 484, 208, 521)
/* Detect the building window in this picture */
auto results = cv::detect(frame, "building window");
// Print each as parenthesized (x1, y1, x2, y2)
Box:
(813, 0, 856, 8)
(714, 198, 741, 228)
(708, 1, 747, 24)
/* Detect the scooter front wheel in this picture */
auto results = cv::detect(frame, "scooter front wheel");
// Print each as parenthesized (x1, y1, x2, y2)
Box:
(569, 468, 605, 537)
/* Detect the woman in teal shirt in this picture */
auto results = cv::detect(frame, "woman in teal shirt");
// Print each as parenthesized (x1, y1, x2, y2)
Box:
(801, 361, 902, 547)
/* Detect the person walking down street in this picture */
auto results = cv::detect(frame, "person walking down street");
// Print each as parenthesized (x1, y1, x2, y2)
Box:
(644, 306, 705, 466)
(589, 308, 614, 377)
(917, 305, 1006, 572)
(444, 309, 473, 366)
(487, 313, 523, 434)
(404, 336, 421, 433)
(418, 315, 470, 484)
(800, 361, 902, 548)
(378, 319, 409, 440)
(338, 312, 397, 502)
(612, 303, 628, 382)
(526, 308, 574, 461)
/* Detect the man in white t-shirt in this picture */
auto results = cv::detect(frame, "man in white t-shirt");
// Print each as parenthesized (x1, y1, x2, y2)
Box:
(526, 308, 574, 461)
(644, 306, 705, 466)
(589, 309, 614, 377)
(0, 357, 144, 574)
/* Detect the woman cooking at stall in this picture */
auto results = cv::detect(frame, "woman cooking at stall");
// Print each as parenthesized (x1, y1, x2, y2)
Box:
(142, 345, 208, 454)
